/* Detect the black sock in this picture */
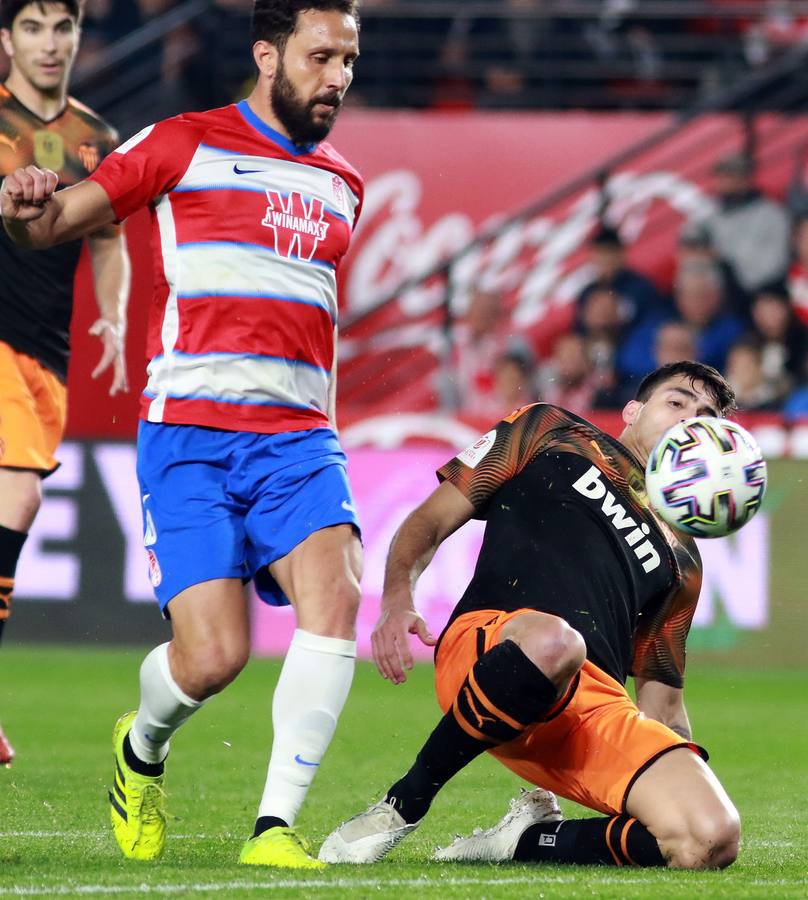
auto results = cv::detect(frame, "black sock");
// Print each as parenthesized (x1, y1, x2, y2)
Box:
(122, 732, 165, 777)
(0, 525, 28, 645)
(514, 815, 666, 867)
(253, 815, 289, 837)
(386, 640, 560, 824)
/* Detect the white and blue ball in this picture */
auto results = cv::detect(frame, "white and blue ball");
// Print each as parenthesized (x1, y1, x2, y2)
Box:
(645, 417, 767, 538)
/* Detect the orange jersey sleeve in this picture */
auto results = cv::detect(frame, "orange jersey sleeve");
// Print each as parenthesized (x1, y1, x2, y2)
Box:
(630, 537, 703, 688)
(437, 403, 586, 516)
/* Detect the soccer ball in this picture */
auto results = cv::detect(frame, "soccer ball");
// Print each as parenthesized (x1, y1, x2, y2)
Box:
(645, 417, 767, 538)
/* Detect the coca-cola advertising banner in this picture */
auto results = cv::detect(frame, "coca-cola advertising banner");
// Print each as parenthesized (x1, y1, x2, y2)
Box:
(65, 110, 807, 438)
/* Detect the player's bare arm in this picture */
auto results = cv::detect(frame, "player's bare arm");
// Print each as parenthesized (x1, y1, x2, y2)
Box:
(373, 481, 474, 684)
(87, 226, 131, 395)
(635, 678, 693, 741)
(1, 166, 115, 248)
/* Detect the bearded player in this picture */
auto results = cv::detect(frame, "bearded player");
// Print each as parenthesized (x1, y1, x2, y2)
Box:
(3, 0, 363, 868)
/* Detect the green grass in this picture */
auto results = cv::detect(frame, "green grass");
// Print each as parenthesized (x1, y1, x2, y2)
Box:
(1, 646, 807, 898)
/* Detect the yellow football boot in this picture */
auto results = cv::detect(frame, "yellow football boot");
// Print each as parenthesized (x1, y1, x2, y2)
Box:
(239, 826, 327, 869)
(108, 711, 167, 860)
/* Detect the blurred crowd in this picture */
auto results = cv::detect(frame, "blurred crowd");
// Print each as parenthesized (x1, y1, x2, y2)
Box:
(447, 151, 808, 419)
(1, 1, 807, 419)
(359, 0, 808, 111)
(3, 1, 808, 115)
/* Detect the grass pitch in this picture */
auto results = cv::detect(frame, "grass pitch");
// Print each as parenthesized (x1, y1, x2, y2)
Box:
(1, 646, 806, 899)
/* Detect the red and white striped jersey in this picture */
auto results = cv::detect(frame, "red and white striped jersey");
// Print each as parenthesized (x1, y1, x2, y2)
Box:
(90, 100, 363, 434)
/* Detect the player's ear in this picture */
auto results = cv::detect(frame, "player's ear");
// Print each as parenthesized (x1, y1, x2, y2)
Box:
(252, 40, 279, 80)
(0, 29, 14, 59)
(622, 399, 642, 427)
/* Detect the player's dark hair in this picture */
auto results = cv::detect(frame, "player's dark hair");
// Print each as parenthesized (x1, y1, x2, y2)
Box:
(635, 361, 737, 416)
(591, 223, 623, 249)
(251, 0, 359, 50)
(1, 0, 80, 29)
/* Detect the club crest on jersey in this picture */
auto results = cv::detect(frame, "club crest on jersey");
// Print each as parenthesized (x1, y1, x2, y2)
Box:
(262, 189, 329, 261)
(331, 174, 345, 208)
(78, 142, 100, 173)
(146, 549, 162, 587)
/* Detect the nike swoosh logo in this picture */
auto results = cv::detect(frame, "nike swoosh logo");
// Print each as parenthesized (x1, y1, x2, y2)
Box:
(233, 164, 264, 175)
(294, 754, 320, 767)
(341, 500, 357, 513)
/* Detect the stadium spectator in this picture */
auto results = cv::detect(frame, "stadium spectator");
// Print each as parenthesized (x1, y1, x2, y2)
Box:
(747, 283, 807, 398)
(429, 29, 475, 111)
(576, 283, 621, 371)
(575, 226, 666, 381)
(607, 320, 701, 410)
(738, 0, 808, 67)
(654, 320, 698, 368)
(0, 0, 129, 767)
(670, 258, 745, 372)
(701, 152, 791, 296)
(2, 0, 363, 870)
(580, 225, 662, 320)
(442, 288, 529, 420)
(725, 338, 781, 411)
(321, 361, 742, 874)
(783, 353, 808, 418)
(491, 346, 538, 414)
(676, 219, 748, 318)
(469, 0, 569, 108)
(538, 332, 600, 415)
(787, 141, 808, 219)
(787, 214, 808, 326)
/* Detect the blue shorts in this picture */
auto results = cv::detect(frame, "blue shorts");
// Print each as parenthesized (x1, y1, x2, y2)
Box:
(136, 422, 360, 612)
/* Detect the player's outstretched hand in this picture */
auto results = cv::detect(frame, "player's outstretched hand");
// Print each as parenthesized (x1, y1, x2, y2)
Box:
(371, 604, 436, 685)
(0, 166, 58, 221)
(89, 318, 129, 395)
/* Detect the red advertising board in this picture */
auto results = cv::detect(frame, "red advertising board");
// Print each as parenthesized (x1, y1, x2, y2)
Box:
(64, 110, 805, 438)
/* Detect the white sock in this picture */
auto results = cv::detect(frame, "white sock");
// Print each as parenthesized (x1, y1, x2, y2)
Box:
(129, 642, 203, 764)
(257, 629, 356, 826)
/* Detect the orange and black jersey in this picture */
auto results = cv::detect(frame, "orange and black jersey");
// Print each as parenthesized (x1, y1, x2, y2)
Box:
(0, 85, 118, 379)
(437, 403, 702, 689)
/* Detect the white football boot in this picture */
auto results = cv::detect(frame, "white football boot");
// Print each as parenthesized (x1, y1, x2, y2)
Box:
(318, 799, 421, 863)
(433, 788, 562, 862)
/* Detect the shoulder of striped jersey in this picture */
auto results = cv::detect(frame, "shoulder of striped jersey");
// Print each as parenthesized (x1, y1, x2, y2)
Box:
(312, 139, 364, 196)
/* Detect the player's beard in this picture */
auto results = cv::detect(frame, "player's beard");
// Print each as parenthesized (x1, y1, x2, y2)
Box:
(270, 56, 342, 145)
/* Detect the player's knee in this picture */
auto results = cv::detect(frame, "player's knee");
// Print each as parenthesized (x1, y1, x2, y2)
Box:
(513, 619, 586, 685)
(665, 808, 741, 869)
